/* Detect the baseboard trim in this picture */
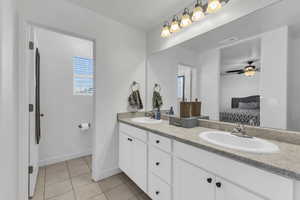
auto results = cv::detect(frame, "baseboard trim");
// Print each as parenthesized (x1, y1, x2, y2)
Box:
(92, 167, 122, 182)
(39, 150, 92, 167)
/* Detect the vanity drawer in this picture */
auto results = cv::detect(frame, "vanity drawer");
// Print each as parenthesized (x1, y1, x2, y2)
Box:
(149, 146, 171, 184)
(149, 132, 172, 153)
(148, 173, 171, 200)
(119, 123, 147, 142)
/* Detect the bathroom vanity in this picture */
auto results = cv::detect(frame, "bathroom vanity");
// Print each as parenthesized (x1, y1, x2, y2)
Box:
(118, 116, 300, 200)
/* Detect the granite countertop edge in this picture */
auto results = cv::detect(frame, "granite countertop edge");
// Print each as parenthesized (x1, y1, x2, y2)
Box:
(118, 118, 300, 181)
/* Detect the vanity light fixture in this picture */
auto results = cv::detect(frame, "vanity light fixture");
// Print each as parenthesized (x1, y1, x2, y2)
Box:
(170, 16, 181, 33)
(207, 0, 222, 14)
(160, 0, 229, 38)
(161, 22, 171, 38)
(180, 8, 192, 28)
(192, 0, 205, 22)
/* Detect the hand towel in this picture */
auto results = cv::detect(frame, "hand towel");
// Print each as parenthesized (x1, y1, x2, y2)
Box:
(152, 91, 163, 109)
(128, 90, 143, 110)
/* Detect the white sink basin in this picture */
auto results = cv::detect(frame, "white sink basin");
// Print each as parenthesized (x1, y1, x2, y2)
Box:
(199, 131, 279, 154)
(131, 117, 162, 124)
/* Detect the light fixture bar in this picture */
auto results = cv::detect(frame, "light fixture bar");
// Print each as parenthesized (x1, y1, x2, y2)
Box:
(160, 0, 230, 38)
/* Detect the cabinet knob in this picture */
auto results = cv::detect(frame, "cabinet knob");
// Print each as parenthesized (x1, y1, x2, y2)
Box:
(216, 182, 222, 188)
(127, 138, 133, 142)
(207, 178, 212, 183)
(155, 162, 160, 166)
(155, 191, 160, 195)
(156, 140, 160, 144)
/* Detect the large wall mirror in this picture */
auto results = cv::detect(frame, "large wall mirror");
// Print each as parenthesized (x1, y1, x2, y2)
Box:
(146, 0, 300, 132)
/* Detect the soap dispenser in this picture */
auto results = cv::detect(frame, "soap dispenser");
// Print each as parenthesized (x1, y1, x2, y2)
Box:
(156, 107, 161, 120)
(169, 106, 174, 115)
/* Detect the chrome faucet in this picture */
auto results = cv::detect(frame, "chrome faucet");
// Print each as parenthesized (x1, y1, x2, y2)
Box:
(145, 111, 155, 119)
(231, 124, 253, 138)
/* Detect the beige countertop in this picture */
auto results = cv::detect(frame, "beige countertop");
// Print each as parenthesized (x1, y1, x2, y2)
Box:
(118, 116, 300, 181)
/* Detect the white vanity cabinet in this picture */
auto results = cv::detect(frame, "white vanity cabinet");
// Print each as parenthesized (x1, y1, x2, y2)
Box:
(174, 157, 265, 200)
(148, 133, 172, 200)
(118, 122, 297, 200)
(215, 178, 264, 200)
(119, 124, 147, 192)
(119, 132, 133, 177)
(173, 158, 215, 200)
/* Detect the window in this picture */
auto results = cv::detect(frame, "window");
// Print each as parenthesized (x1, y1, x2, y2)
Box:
(73, 56, 94, 96)
(177, 75, 185, 100)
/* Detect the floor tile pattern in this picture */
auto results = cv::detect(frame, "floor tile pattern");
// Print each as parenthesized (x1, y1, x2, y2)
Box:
(32, 156, 151, 200)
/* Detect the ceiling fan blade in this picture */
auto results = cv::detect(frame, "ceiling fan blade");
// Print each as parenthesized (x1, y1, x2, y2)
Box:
(226, 69, 244, 73)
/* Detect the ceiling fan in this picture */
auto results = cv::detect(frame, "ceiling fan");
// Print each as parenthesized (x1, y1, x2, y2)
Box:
(225, 60, 260, 76)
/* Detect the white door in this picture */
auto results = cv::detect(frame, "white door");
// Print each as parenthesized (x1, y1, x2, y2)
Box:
(173, 158, 215, 200)
(119, 132, 133, 177)
(28, 27, 40, 197)
(215, 178, 264, 200)
(132, 139, 147, 192)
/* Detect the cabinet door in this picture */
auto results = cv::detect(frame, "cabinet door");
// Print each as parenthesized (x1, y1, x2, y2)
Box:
(132, 139, 147, 192)
(148, 173, 171, 200)
(215, 178, 264, 200)
(119, 132, 133, 178)
(173, 158, 215, 200)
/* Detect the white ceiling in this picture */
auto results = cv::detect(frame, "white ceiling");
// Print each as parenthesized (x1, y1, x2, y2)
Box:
(180, 0, 300, 53)
(66, 0, 195, 30)
(221, 38, 261, 71)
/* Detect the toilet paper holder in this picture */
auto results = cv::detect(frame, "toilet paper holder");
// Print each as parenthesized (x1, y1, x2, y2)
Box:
(78, 123, 91, 129)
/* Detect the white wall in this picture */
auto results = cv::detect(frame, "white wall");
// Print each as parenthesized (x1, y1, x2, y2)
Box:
(18, 0, 146, 186)
(146, 0, 279, 54)
(147, 46, 197, 114)
(197, 49, 221, 120)
(36, 28, 93, 166)
(260, 26, 288, 129)
(287, 37, 300, 132)
(220, 73, 260, 110)
(0, 0, 18, 199)
(178, 64, 193, 101)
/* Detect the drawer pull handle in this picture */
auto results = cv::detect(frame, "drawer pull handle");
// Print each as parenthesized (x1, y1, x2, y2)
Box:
(127, 138, 133, 142)
(155, 191, 160, 195)
(156, 140, 160, 144)
(155, 162, 160, 166)
(216, 182, 222, 188)
(207, 178, 212, 183)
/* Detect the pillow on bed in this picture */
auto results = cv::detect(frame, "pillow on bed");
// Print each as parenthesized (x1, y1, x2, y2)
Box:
(238, 102, 259, 109)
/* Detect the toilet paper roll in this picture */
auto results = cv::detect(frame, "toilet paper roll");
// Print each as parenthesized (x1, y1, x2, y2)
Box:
(78, 123, 90, 131)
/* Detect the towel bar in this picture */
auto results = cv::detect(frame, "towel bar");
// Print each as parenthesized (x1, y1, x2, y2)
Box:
(78, 123, 91, 128)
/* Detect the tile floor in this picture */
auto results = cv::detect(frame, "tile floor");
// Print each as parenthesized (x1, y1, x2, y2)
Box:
(32, 155, 151, 200)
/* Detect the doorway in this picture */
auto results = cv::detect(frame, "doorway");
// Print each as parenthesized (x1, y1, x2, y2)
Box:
(29, 27, 95, 198)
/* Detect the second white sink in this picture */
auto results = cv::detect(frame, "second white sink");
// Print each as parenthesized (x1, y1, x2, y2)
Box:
(199, 131, 279, 154)
(131, 117, 162, 124)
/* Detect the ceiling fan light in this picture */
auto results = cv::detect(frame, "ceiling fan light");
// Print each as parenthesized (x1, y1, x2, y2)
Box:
(161, 23, 171, 38)
(244, 66, 256, 76)
(192, 2, 205, 21)
(170, 16, 181, 33)
(207, 0, 222, 14)
(180, 8, 192, 28)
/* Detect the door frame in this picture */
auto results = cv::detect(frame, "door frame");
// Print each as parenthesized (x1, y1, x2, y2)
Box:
(18, 18, 97, 200)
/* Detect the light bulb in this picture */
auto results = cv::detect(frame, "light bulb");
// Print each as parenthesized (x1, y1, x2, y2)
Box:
(170, 16, 180, 33)
(207, 0, 222, 14)
(192, 2, 205, 21)
(161, 23, 171, 38)
(244, 66, 256, 76)
(180, 8, 192, 28)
